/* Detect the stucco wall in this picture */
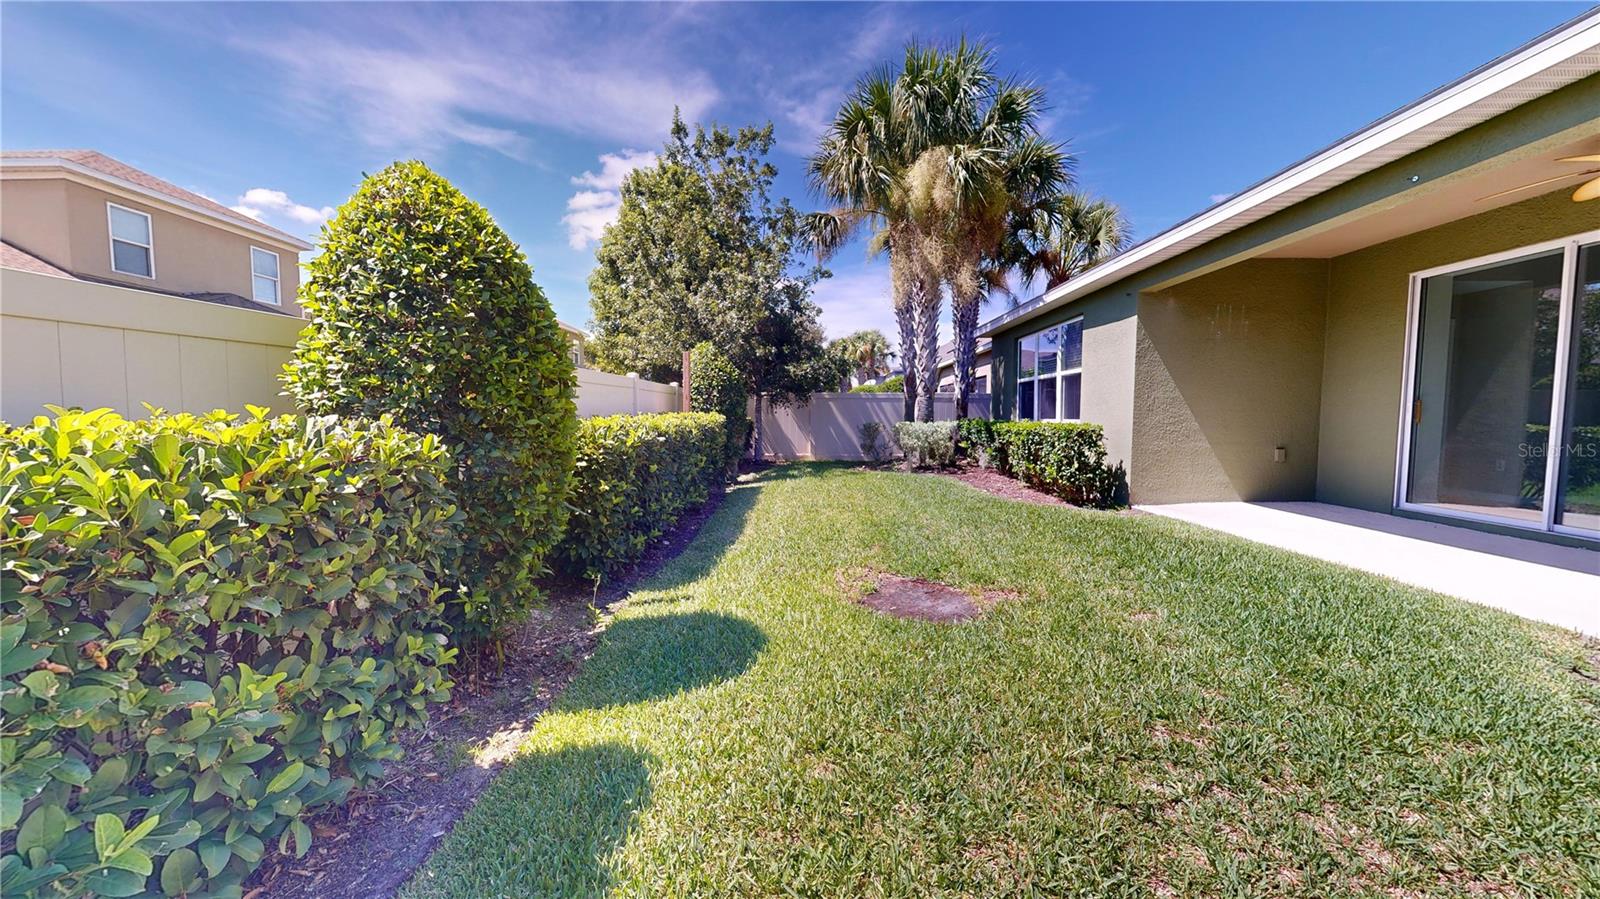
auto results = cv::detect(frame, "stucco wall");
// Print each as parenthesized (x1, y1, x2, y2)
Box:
(1, 178, 303, 314)
(1132, 259, 1329, 503)
(1317, 188, 1599, 512)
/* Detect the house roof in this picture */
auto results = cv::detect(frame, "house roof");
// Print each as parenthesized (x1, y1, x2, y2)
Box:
(980, 7, 1600, 338)
(0, 149, 313, 251)
(1, 238, 293, 316)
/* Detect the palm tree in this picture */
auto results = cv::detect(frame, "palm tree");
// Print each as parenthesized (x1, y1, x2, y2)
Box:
(1010, 191, 1131, 291)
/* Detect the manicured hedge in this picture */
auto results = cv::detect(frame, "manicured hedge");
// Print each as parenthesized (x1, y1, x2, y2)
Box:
(989, 421, 1123, 508)
(0, 408, 460, 898)
(688, 342, 750, 475)
(551, 413, 727, 581)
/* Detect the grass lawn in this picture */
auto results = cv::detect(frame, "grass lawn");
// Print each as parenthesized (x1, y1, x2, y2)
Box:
(402, 465, 1600, 898)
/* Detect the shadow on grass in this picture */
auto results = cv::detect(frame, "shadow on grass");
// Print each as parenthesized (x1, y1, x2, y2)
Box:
(557, 610, 767, 712)
(427, 741, 652, 898)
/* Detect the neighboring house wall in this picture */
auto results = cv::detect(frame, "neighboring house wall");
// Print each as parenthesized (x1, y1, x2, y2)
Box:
(0, 269, 302, 422)
(1317, 188, 1599, 512)
(1132, 259, 1328, 503)
(1, 178, 303, 313)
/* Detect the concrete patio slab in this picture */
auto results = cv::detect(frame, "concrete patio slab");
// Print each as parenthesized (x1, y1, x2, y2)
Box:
(1140, 501, 1600, 636)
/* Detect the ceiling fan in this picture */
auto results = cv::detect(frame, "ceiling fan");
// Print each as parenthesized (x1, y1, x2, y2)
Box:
(1479, 155, 1600, 203)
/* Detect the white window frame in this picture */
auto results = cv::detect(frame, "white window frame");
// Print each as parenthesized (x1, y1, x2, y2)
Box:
(106, 202, 155, 279)
(1393, 227, 1600, 541)
(1015, 316, 1083, 422)
(249, 246, 282, 306)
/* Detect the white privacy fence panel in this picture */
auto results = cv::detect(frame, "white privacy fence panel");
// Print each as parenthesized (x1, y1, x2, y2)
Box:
(755, 392, 991, 461)
(574, 367, 682, 417)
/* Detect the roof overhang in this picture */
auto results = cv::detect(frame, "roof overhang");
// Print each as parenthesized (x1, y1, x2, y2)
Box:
(0, 156, 314, 252)
(980, 8, 1600, 337)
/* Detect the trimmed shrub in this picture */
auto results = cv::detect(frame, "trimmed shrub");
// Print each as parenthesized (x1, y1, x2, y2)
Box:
(893, 422, 957, 470)
(284, 161, 577, 650)
(0, 408, 459, 898)
(955, 418, 998, 467)
(688, 342, 750, 475)
(858, 421, 888, 463)
(991, 421, 1123, 508)
(551, 413, 727, 581)
(851, 375, 904, 394)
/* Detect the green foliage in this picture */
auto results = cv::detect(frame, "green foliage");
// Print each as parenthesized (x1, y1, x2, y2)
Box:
(858, 422, 888, 463)
(850, 375, 905, 394)
(284, 161, 577, 648)
(1525, 424, 1600, 502)
(991, 421, 1124, 508)
(551, 413, 728, 581)
(892, 422, 957, 470)
(830, 330, 894, 385)
(588, 113, 839, 405)
(954, 418, 998, 466)
(0, 407, 459, 898)
(689, 342, 750, 474)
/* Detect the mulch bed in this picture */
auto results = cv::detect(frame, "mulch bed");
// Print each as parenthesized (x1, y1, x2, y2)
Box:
(248, 490, 726, 899)
(936, 465, 1066, 505)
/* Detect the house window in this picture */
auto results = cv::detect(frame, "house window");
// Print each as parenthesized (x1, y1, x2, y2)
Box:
(1399, 229, 1600, 538)
(1015, 318, 1082, 421)
(250, 247, 281, 305)
(107, 203, 153, 278)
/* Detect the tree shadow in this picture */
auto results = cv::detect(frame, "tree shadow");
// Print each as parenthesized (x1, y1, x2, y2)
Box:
(557, 611, 767, 712)
(416, 742, 653, 898)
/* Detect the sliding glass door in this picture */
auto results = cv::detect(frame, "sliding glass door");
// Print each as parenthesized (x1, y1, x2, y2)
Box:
(1400, 231, 1600, 538)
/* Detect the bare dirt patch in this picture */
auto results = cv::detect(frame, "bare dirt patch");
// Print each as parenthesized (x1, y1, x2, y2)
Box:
(248, 492, 726, 899)
(840, 567, 1014, 623)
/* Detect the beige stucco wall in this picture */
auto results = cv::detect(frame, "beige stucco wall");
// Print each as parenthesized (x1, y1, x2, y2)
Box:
(0, 268, 303, 423)
(1316, 188, 1599, 512)
(1, 178, 303, 314)
(1131, 259, 1329, 503)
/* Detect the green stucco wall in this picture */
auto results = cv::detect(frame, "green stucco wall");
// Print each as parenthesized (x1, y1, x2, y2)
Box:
(1316, 188, 1600, 512)
(1133, 259, 1329, 503)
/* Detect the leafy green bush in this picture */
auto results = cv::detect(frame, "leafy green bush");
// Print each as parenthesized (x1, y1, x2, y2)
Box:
(858, 421, 888, 462)
(688, 342, 750, 475)
(991, 421, 1123, 508)
(550, 413, 727, 581)
(284, 161, 577, 650)
(955, 419, 998, 467)
(850, 375, 904, 394)
(0, 408, 460, 898)
(892, 422, 957, 470)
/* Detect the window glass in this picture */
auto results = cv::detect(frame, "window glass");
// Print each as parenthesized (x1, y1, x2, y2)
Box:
(975, 375, 988, 394)
(1017, 380, 1035, 420)
(251, 248, 279, 279)
(1039, 376, 1058, 420)
(250, 248, 280, 304)
(1555, 243, 1600, 533)
(1060, 320, 1084, 370)
(252, 276, 279, 304)
(112, 241, 152, 277)
(1018, 335, 1037, 380)
(109, 205, 150, 244)
(1063, 373, 1083, 420)
(1038, 326, 1059, 375)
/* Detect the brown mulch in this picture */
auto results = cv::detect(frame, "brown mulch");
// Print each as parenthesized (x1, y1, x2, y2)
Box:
(841, 568, 1015, 623)
(249, 490, 727, 899)
(936, 465, 1067, 505)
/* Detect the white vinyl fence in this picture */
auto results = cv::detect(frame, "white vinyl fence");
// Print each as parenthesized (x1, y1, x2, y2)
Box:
(575, 367, 682, 417)
(755, 392, 991, 461)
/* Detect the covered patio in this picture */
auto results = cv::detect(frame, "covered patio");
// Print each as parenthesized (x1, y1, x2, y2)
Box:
(1142, 501, 1600, 635)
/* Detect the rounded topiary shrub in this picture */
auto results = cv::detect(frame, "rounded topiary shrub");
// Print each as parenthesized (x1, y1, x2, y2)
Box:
(688, 341, 749, 474)
(285, 161, 577, 649)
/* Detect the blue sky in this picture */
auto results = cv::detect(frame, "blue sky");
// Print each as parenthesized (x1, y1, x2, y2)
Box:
(3, 2, 1589, 342)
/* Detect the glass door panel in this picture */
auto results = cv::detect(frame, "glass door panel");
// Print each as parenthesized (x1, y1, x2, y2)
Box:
(1555, 244, 1600, 533)
(1406, 249, 1564, 523)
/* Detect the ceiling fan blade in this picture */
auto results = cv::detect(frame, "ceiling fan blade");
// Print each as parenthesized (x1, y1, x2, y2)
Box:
(1556, 155, 1600, 163)
(1575, 175, 1600, 203)
(1476, 170, 1600, 202)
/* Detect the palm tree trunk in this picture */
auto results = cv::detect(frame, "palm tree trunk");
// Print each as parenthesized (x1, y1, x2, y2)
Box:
(895, 295, 918, 423)
(912, 282, 941, 423)
(951, 292, 981, 420)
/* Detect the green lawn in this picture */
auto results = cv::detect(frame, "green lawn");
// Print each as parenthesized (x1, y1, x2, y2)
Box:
(402, 465, 1600, 898)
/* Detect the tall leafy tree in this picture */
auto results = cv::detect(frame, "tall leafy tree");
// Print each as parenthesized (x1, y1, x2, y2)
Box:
(588, 112, 841, 444)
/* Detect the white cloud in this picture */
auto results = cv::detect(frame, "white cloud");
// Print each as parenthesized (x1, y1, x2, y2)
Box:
(231, 188, 334, 225)
(1209, 193, 1233, 205)
(757, 6, 904, 154)
(563, 150, 657, 249)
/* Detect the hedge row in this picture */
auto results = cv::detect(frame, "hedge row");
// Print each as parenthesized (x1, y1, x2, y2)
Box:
(958, 419, 1123, 508)
(688, 342, 751, 476)
(1524, 424, 1600, 497)
(550, 412, 728, 581)
(1, 408, 460, 898)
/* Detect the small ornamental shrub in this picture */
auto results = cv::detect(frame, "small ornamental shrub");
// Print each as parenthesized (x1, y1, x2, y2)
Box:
(0, 408, 460, 898)
(551, 413, 727, 581)
(955, 418, 998, 467)
(850, 375, 904, 394)
(688, 342, 750, 475)
(991, 421, 1124, 508)
(858, 421, 888, 462)
(285, 161, 577, 650)
(892, 422, 957, 470)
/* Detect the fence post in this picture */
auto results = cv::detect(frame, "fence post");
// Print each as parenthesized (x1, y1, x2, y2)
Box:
(681, 350, 692, 412)
(627, 372, 640, 414)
